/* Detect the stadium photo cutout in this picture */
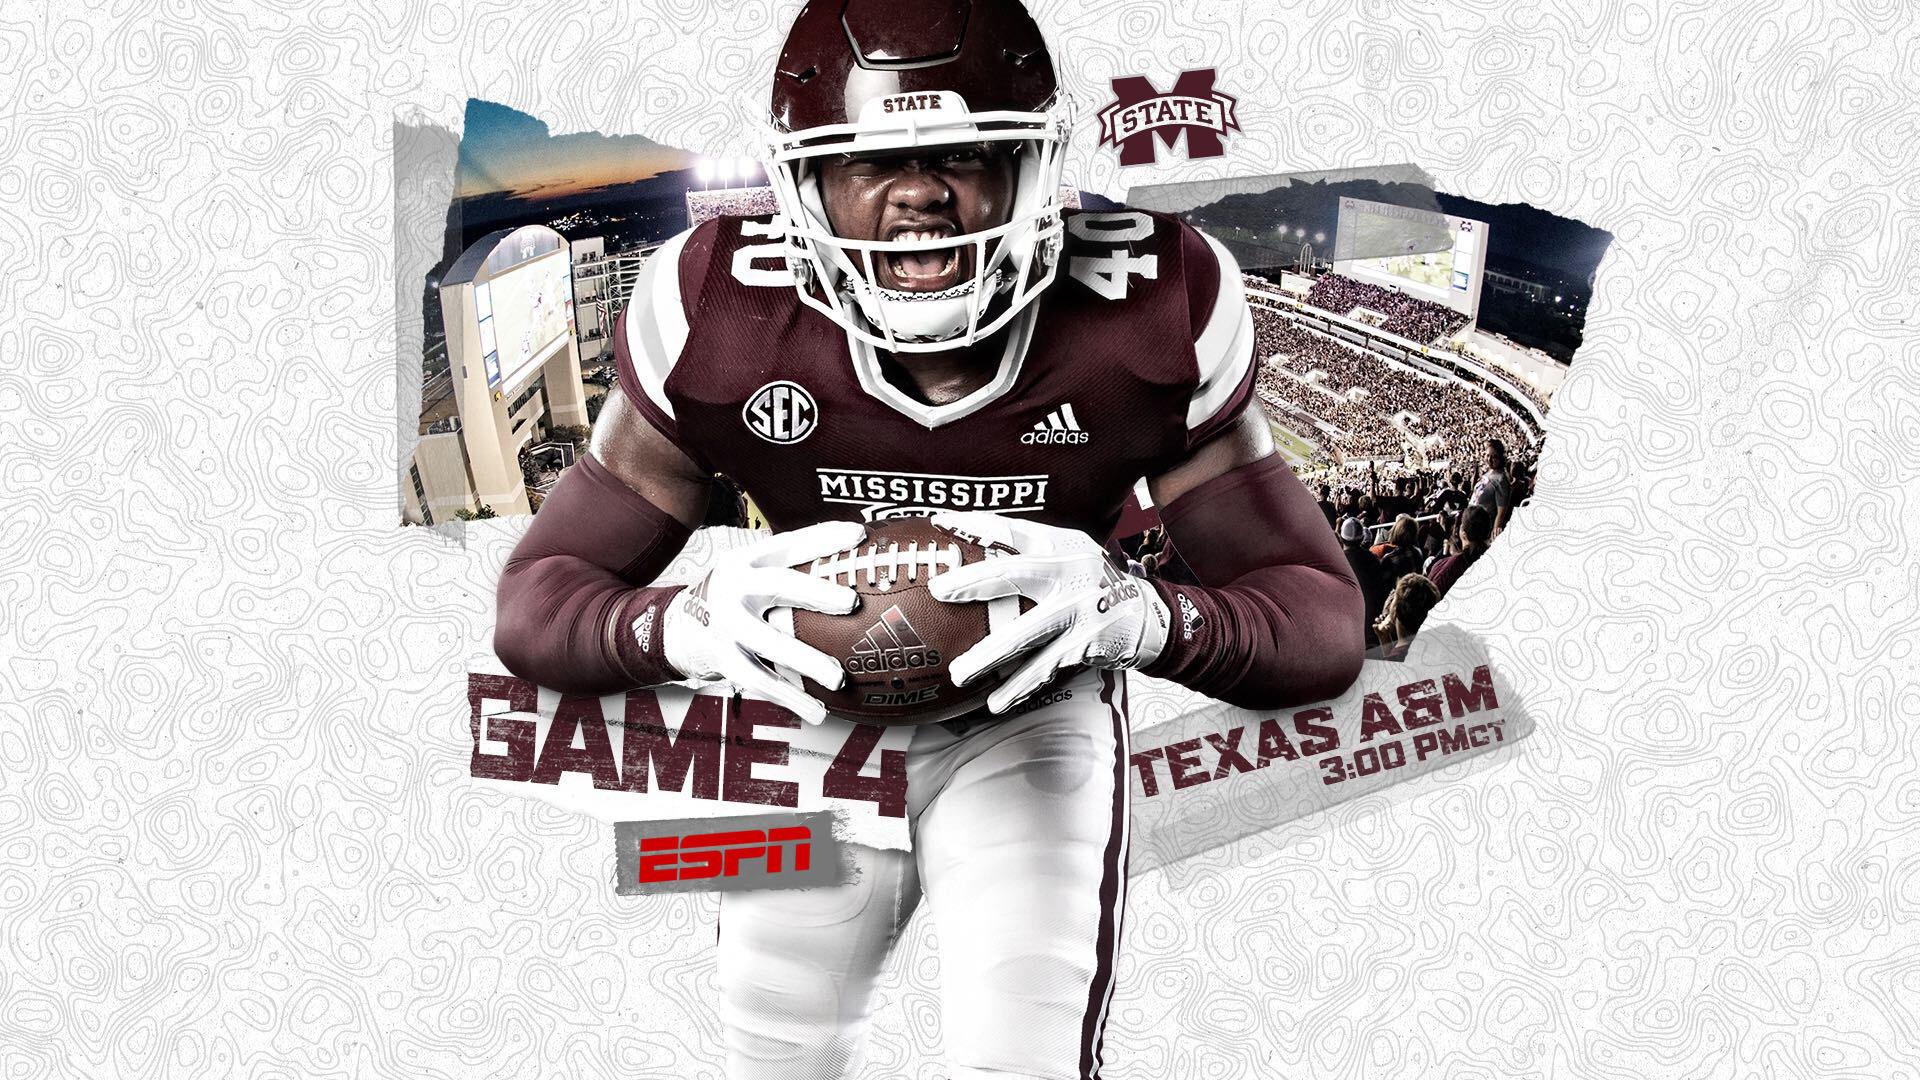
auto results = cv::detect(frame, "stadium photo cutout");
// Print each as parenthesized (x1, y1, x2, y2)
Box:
(1132, 165, 1609, 661)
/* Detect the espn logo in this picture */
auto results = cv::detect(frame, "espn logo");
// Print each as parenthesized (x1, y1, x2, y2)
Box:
(638, 826, 811, 882)
(616, 810, 841, 894)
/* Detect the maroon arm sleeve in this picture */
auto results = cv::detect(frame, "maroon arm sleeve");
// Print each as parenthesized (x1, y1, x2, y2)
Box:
(492, 453, 692, 694)
(1141, 455, 1366, 708)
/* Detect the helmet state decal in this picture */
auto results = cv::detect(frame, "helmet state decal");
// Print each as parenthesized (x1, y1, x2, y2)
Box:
(761, 0, 1074, 353)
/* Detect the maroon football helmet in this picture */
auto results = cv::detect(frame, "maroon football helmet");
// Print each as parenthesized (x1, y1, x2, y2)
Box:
(762, 0, 1074, 352)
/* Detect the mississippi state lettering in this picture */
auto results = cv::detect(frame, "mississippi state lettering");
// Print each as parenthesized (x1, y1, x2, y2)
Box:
(817, 468, 1050, 519)
(881, 93, 946, 113)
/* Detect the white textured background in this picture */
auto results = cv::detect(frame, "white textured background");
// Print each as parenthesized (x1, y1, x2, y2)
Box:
(4, 1, 1918, 1077)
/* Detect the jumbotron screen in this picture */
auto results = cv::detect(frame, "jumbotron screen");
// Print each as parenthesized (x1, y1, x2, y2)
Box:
(1331, 196, 1488, 321)
(481, 249, 573, 394)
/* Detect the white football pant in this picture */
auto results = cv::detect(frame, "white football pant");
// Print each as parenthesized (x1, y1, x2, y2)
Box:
(718, 669, 1131, 1079)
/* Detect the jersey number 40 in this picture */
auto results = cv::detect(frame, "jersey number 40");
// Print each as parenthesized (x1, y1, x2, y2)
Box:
(1066, 212, 1159, 300)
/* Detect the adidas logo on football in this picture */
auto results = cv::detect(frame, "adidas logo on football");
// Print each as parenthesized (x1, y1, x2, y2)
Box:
(1022, 404, 1089, 445)
(846, 605, 943, 674)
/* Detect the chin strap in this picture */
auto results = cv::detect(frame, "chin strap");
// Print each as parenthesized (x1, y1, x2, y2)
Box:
(845, 267, 1012, 346)
(866, 268, 1009, 305)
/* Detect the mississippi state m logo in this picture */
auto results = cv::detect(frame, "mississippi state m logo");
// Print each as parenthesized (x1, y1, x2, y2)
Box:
(1097, 69, 1241, 166)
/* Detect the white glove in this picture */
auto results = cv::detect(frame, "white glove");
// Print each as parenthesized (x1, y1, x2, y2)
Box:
(927, 511, 1171, 714)
(662, 521, 865, 724)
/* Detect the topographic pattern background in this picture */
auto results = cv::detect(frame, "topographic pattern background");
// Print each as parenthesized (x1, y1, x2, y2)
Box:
(3, 0, 1918, 1077)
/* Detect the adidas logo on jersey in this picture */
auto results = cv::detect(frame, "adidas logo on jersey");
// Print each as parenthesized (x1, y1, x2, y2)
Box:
(1023, 404, 1089, 445)
(847, 605, 942, 674)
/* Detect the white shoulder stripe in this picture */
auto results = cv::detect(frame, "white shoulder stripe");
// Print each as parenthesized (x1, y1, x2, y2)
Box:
(1187, 230, 1254, 430)
(624, 227, 696, 420)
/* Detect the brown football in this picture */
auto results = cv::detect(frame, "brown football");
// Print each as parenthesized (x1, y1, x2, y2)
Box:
(772, 517, 1021, 726)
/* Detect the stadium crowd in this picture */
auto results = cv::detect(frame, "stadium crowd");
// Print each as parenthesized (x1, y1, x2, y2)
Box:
(1125, 288, 1548, 663)
(1248, 302, 1533, 464)
(1314, 437, 1535, 659)
(686, 186, 780, 226)
(1303, 272, 1471, 343)
(1125, 436, 1538, 663)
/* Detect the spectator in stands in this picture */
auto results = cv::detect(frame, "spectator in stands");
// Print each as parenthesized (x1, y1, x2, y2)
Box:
(1374, 514, 1426, 581)
(1369, 573, 1441, 662)
(1510, 460, 1534, 511)
(1317, 483, 1336, 527)
(1428, 506, 1493, 597)
(1379, 476, 1418, 521)
(1419, 516, 1451, 571)
(1304, 273, 1469, 343)
(1357, 494, 1380, 530)
(1368, 521, 1392, 559)
(1338, 516, 1390, 647)
(1427, 472, 1468, 515)
(1470, 438, 1511, 531)
(1126, 525, 1196, 586)
(1152, 537, 1198, 586)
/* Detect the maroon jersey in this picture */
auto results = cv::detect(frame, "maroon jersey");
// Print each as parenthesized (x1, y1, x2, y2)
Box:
(613, 209, 1255, 540)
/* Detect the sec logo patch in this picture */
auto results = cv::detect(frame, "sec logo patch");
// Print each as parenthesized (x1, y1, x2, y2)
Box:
(744, 381, 818, 444)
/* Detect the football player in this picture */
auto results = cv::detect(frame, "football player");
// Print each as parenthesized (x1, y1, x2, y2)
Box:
(493, 0, 1364, 1076)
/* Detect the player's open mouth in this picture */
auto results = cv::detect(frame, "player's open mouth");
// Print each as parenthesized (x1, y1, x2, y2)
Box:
(880, 226, 968, 292)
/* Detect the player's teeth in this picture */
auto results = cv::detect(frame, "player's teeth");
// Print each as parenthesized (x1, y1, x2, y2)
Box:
(895, 251, 948, 278)
(884, 230, 959, 284)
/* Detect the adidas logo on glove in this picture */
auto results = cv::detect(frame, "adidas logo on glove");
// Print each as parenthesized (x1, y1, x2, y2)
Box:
(1022, 404, 1090, 445)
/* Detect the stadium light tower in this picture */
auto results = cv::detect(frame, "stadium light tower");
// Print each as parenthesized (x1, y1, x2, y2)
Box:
(696, 158, 714, 189)
(736, 156, 758, 183)
(718, 157, 735, 184)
